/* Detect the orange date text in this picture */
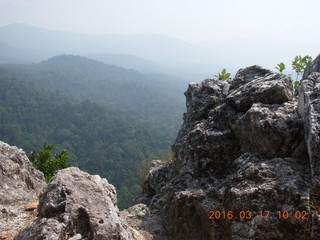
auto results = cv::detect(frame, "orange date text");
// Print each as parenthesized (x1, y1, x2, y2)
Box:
(208, 210, 308, 220)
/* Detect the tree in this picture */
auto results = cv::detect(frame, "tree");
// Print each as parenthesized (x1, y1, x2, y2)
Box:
(29, 143, 71, 182)
(275, 62, 286, 73)
(292, 55, 312, 81)
(214, 68, 231, 80)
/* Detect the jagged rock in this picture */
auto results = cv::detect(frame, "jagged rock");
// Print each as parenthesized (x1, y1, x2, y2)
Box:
(120, 204, 154, 240)
(185, 79, 229, 122)
(136, 65, 320, 239)
(303, 54, 320, 79)
(227, 68, 293, 112)
(229, 65, 271, 90)
(16, 167, 141, 240)
(232, 102, 305, 158)
(0, 141, 45, 239)
(298, 71, 320, 186)
(0, 141, 45, 204)
(222, 153, 310, 239)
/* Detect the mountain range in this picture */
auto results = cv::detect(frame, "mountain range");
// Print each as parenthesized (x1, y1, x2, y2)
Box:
(1, 23, 318, 80)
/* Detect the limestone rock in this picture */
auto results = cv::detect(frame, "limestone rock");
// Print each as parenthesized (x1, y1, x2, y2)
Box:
(229, 65, 271, 90)
(298, 72, 320, 186)
(16, 167, 139, 240)
(0, 141, 45, 204)
(233, 102, 305, 158)
(303, 54, 320, 80)
(120, 204, 154, 240)
(227, 68, 293, 112)
(0, 141, 45, 239)
(136, 64, 320, 239)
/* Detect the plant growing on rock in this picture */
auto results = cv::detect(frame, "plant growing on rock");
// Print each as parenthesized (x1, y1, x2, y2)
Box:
(275, 62, 286, 73)
(292, 55, 312, 81)
(29, 143, 71, 183)
(214, 68, 231, 80)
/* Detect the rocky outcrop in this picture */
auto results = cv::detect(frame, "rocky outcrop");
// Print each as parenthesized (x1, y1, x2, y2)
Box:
(303, 54, 320, 79)
(0, 143, 147, 240)
(16, 167, 142, 240)
(227, 69, 293, 112)
(0, 141, 45, 240)
(233, 102, 305, 158)
(297, 71, 320, 224)
(0, 141, 45, 204)
(136, 58, 320, 239)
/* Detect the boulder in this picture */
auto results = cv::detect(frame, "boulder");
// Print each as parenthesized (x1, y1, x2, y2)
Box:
(0, 141, 45, 204)
(16, 167, 140, 240)
(229, 65, 271, 90)
(227, 69, 293, 112)
(233, 102, 305, 158)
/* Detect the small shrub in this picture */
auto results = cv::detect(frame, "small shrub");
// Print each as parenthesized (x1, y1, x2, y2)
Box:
(275, 62, 286, 73)
(214, 69, 231, 80)
(29, 143, 71, 183)
(292, 55, 312, 81)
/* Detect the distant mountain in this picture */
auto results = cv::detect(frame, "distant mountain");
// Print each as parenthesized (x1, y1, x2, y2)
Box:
(1, 23, 318, 81)
(0, 24, 195, 62)
(1, 54, 187, 132)
(0, 23, 219, 80)
(0, 41, 37, 63)
(86, 53, 162, 73)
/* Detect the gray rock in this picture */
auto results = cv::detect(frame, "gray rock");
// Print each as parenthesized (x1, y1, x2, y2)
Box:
(230, 65, 272, 91)
(233, 102, 305, 158)
(227, 68, 293, 112)
(303, 54, 320, 80)
(16, 167, 138, 240)
(0, 141, 45, 204)
(69, 233, 82, 240)
(298, 72, 320, 186)
(175, 79, 229, 147)
(136, 63, 320, 239)
(120, 204, 155, 240)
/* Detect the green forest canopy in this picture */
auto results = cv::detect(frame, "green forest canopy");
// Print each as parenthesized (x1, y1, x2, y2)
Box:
(0, 58, 186, 208)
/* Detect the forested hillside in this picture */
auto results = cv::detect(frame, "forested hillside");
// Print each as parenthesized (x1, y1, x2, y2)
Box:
(0, 63, 184, 208)
(2, 55, 186, 130)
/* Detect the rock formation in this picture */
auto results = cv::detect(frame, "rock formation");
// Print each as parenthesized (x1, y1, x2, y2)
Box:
(0, 141, 45, 239)
(136, 57, 320, 239)
(16, 167, 142, 240)
(0, 141, 45, 204)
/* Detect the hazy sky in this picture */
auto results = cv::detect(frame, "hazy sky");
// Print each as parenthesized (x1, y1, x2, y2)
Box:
(0, 0, 319, 44)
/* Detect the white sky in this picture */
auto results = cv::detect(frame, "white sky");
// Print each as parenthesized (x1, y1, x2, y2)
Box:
(0, 0, 319, 44)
